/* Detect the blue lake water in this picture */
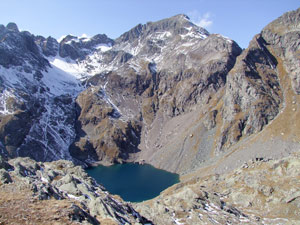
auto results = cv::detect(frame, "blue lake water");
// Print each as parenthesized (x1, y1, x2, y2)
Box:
(86, 163, 179, 202)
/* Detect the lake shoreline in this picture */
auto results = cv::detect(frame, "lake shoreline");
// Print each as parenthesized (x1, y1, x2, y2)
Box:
(85, 163, 180, 202)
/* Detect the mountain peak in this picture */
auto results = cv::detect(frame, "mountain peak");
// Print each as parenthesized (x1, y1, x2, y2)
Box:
(116, 13, 208, 44)
(172, 14, 191, 21)
(6, 22, 19, 32)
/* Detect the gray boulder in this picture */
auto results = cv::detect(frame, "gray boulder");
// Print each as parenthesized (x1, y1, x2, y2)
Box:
(0, 168, 12, 183)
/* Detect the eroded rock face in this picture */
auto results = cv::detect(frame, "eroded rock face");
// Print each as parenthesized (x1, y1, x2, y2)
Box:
(0, 23, 48, 70)
(34, 36, 59, 57)
(70, 85, 142, 164)
(217, 34, 282, 152)
(0, 23, 82, 164)
(261, 8, 300, 94)
(215, 8, 300, 154)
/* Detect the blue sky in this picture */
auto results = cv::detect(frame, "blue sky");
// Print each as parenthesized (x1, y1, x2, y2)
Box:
(0, 0, 299, 48)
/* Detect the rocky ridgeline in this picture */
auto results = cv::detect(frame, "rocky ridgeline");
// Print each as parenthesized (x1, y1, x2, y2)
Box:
(0, 156, 152, 224)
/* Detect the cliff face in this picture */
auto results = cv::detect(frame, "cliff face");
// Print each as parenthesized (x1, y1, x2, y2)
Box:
(216, 8, 300, 154)
(148, 8, 300, 174)
(135, 9, 300, 223)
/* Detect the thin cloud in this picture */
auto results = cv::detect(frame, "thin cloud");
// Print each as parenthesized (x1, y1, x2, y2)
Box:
(188, 11, 213, 30)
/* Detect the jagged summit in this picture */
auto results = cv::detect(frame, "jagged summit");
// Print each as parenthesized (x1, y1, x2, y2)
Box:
(6, 22, 19, 32)
(116, 13, 209, 44)
(172, 13, 191, 21)
(57, 33, 114, 60)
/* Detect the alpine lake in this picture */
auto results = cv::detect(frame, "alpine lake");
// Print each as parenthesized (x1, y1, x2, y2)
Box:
(86, 163, 179, 202)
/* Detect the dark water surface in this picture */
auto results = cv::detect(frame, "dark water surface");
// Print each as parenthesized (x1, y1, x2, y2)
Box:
(86, 163, 179, 202)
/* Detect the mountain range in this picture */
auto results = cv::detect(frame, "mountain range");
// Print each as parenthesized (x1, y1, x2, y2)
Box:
(0, 14, 243, 172)
(0, 7, 300, 224)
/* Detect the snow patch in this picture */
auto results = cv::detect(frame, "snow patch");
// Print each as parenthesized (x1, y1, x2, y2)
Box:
(152, 31, 172, 41)
(0, 65, 34, 87)
(48, 56, 90, 80)
(181, 30, 208, 40)
(57, 35, 67, 43)
(67, 194, 80, 200)
(182, 42, 195, 47)
(95, 43, 112, 52)
(41, 176, 48, 183)
(149, 62, 157, 74)
(98, 83, 122, 118)
(0, 89, 17, 115)
(172, 213, 185, 225)
(43, 61, 83, 96)
(217, 34, 233, 43)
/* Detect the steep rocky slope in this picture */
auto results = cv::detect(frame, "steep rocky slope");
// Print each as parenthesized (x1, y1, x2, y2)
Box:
(215, 7, 300, 154)
(0, 23, 82, 164)
(143, 7, 300, 174)
(70, 15, 242, 167)
(134, 8, 300, 223)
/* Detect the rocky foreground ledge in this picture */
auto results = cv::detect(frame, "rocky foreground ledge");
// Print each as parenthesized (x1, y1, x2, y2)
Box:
(1, 153, 300, 224)
(134, 152, 300, 224)
(0, 156, 152, 225)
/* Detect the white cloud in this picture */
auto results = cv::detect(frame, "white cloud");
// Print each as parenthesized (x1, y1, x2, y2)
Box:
(188, 11, 213, 29)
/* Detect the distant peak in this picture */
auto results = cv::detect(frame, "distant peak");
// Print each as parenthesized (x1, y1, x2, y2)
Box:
(6, 22, 19, 32)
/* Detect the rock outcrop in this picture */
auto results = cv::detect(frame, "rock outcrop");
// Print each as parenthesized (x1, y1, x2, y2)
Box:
(0, 157, 152, 224)
(58, 34, 114, 60)
(135, 153, 300, 224)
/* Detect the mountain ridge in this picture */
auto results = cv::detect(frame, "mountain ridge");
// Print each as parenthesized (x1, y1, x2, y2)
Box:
(0, 14, 243, 171)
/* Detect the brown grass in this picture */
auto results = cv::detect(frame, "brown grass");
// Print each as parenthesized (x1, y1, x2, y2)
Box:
(0, 183, 79, 225)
